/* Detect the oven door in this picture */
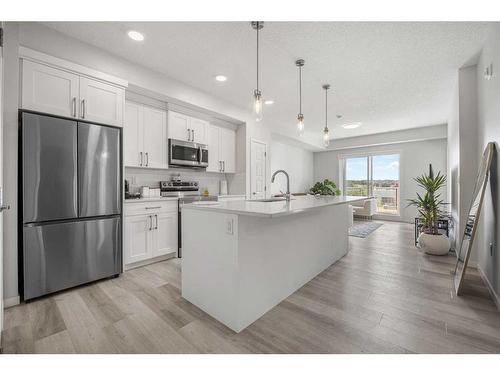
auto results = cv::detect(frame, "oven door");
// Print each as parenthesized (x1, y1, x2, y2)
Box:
(169, 139, 206, 168)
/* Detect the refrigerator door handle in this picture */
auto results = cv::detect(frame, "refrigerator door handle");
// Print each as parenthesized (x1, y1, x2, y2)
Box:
(81, 99, 86, 119)
(0, 187, 10, 212)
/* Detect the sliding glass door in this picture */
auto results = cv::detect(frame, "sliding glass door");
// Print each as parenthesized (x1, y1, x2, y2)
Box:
(342, 153, 400, 215)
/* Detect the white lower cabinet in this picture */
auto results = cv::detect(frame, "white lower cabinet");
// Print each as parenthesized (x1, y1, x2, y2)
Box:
(152, 212, 178, 257)
(124, 201, 178, 268)
(124, 215, 151, 264)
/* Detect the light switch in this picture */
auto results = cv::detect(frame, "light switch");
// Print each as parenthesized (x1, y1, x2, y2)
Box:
(226, 218, 233, 235)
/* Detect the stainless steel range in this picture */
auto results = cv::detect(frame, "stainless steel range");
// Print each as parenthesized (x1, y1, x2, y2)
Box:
(159, 179, 218, 257)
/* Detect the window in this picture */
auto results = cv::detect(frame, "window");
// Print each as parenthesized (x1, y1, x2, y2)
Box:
(342, 153, 400, 215)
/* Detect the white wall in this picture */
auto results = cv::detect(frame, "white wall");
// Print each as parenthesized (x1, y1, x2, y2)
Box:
(2, 22, 272, 302)
(475, 23, 500, 305)
(270, 139, 314, 195)
(314, 137, 448, 223)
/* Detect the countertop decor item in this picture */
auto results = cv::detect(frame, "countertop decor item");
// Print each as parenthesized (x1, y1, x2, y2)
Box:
(309, 179, 341, 196)
(407, 164, 449, 255)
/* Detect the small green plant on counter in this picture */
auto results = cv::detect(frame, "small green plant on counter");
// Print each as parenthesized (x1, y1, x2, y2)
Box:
(309, 179, 342, 196)
(407, 164, 447, 235)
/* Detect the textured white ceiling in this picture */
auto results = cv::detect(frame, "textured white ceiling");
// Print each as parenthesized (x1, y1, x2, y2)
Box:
(43, 22, 489, 146)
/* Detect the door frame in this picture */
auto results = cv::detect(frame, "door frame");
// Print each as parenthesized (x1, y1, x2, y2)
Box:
(250, 138, 267, 199)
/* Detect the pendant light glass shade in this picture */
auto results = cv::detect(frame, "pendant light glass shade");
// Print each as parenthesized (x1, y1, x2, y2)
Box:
(254, 89, 263, 122)
(322, 84, 331, 147)
(297, 114, 305, 136)
(251, 21, 264, 122)
(296, 59, 305, 136)
(323, 126, 330, 147)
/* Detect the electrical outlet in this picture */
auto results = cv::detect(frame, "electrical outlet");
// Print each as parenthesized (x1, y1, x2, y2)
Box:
(226, 218, 234, 235)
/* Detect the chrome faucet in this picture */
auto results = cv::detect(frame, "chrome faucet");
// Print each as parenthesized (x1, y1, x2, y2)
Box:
(271, 170, 291, 201)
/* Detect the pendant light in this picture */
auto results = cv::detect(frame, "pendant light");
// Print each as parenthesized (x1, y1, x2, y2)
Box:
(322, 84, 331, 147)
(251, 21, 264, 122)
(296, 59, 305, 135)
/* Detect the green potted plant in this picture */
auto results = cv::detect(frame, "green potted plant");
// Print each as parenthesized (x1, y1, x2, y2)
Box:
(309, 179, 342, 196)
(407, 164, 450, 255)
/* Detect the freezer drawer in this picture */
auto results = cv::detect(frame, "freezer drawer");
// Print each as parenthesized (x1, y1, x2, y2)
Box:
(22, 112, 78, 223)
(78, 122, 121, 217)
(23, 217, 121, 300)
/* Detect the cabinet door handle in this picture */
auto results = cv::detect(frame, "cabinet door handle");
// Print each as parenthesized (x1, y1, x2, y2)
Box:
(149, 215, 153, 231)
(219, 161, 222, 172)
(72, 97, 77, 117)
(191, 129, 195, 142)
(223, 161, 225, 172)
(139, 152, 143, 166)
(81, 99, 86, 119)
(187, 128, 191, 141)
(145, 206, 161, 210)
(145, 152, 149, 167)
(155, 214, 158, 230)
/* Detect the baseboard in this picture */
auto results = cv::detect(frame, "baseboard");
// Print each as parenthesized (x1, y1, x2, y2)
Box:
(4, 296, 20, 308)
(477, 264, 500, 312)
(124, 253, 176, 271)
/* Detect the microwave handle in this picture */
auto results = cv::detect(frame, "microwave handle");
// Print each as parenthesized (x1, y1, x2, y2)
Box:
(198, 146, 202, 164)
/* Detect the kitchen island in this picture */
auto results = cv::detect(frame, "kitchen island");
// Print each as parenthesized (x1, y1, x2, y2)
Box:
(181, 195, 367, 332)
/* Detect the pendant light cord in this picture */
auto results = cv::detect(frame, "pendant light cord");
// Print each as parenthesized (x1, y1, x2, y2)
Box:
(256, 26, 259, 91)
(325, 86, 328, 127)
(299, 65, 302, 114)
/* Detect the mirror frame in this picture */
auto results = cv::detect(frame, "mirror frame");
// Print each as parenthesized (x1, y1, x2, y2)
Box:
(453, 142, 495, 295)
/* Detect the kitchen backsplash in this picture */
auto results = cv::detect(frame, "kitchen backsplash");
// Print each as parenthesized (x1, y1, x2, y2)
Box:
(125, 167, 245, 197)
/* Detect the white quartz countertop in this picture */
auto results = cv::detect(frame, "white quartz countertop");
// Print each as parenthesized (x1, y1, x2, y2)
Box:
(182, 195, 369, 218)
(124, 197, 179, 203)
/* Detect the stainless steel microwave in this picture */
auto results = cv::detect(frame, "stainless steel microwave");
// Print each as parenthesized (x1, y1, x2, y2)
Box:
(168, 139, 208, 168)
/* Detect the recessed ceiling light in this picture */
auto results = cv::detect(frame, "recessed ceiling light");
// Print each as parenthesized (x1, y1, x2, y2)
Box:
(127, 30, 144, 42)
(215, 75, 227, 82)
(342, 122, 362, 129)
(264, 100, 274, 105)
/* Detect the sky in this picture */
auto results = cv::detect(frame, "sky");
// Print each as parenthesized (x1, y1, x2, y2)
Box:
(345, 154, 400, 180)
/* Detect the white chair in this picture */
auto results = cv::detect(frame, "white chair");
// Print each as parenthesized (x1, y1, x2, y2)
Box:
(351, 198, 377, 219)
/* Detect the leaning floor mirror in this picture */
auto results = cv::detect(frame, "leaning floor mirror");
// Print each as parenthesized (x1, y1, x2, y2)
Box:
(454, 142, 495, 295)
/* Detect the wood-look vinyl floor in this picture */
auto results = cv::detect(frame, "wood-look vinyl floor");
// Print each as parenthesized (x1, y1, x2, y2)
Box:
(3, 221, 500, 354)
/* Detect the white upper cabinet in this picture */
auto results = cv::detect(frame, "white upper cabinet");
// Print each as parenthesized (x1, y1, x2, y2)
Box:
(124, 101, 144, 167)
(220, 127, 236, 173)
(20, 51, 127, 127)
(168, 111, 191, 141)
(124, 101, 167, 169)
(21, 60, 79, 118)
(167, 110, 208, 144)
(207, 124, 236, 173)
(142, 106, 167, 169)
(207, 125, 221, 172)
(190, 117, 209, 144)
(79, 77, 124, 126)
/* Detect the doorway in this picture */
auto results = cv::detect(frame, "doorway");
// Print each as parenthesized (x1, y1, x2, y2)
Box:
(250, 139, 267, 199)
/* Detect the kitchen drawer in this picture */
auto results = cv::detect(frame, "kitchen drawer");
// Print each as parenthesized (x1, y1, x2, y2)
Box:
(124, 200, 178, 216)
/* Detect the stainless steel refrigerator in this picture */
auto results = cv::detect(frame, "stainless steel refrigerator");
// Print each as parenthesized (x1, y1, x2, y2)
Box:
(20, 112, 122, 300)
